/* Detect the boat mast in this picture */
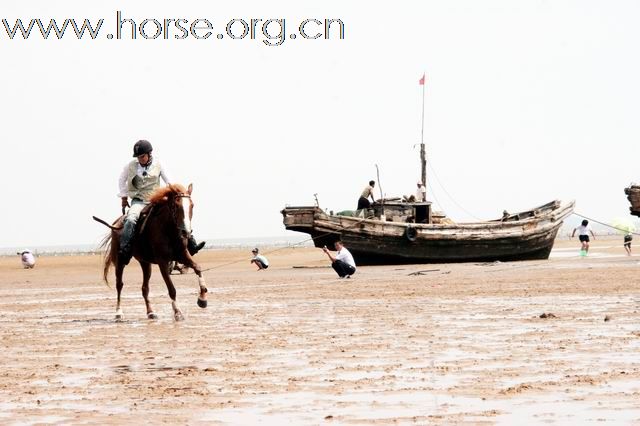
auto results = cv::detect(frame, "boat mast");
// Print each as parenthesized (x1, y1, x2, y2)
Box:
(419, 73, 426, 194)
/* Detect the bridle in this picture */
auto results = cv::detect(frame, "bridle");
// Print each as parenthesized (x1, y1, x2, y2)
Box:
(169, 192, 193, 236)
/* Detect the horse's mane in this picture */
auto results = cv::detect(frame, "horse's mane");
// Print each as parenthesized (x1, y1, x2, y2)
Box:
(148, 184, 188, 204)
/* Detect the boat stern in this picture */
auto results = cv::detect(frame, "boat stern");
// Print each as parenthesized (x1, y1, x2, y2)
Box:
(281, 206, 339, 248)
(625, 185, 640, 217)
(281, 206, 319, 230)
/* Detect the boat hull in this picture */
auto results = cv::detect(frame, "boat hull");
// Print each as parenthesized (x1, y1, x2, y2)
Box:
(339, 228, 558, 265)
(282, 200, 574, 265)
(625, 185, 640, 217)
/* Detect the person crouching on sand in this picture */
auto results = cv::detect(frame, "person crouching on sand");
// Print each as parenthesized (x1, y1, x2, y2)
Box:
(17, 250, 36, 269)
(571, 219, 595, 256)
(250, 248, 269, 270)
(323, 241, 356, 278)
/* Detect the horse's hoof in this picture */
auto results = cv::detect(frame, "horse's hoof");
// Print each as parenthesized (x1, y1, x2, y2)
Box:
(148, 312, 158, 320)
(197, 298, 207, 309)
(115, 314, 124, 322)
(174, 312, 185, 322)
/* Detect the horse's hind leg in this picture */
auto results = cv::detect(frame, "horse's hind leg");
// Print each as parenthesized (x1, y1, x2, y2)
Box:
(140, 261, 157, 320)
(115, 263, 125, 321)
(158, 261, 184, 321)
(181, 254, 208, 309)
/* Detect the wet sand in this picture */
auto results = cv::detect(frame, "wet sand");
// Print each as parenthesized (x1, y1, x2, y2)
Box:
(0, 238, 639, 424)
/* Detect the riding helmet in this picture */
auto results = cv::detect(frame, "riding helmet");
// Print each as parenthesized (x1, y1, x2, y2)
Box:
(132, 140, 153, 157)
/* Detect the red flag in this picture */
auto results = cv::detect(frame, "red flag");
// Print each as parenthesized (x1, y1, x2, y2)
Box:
(419, 73, 426, 85)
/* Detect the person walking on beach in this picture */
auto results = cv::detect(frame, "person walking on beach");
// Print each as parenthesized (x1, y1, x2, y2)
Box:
(170, 261, 189, 274)
(357, 180, 376, 210)
(250, 248, 269, 270)
(571, 219, 595, 256)
(118, 140, 205, 265)
(17, 250, 35, 269)
(323, 241, 356, 278)
(624, 232, 633, 256)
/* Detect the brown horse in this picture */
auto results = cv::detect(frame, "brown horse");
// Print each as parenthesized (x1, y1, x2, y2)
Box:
(94, 183, 208, 321)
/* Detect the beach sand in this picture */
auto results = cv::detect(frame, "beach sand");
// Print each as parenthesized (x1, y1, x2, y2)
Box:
(0, 237, 638, 424)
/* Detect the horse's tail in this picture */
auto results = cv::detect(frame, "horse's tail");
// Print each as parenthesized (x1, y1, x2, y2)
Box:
(93, 216, 123, 230)
(98, 232, 117, 286)
(94, 215, 124, 286)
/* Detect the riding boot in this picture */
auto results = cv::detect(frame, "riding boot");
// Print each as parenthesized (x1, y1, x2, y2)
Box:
(187, 235, 206, 256)
(118, 220, 135, 265)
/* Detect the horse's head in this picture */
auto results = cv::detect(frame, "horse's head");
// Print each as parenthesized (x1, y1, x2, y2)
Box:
(150, 183, 194, 236)
(172, 183, 194, 236)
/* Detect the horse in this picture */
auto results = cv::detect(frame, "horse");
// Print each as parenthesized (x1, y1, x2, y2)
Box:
(94, 183, 208, 321)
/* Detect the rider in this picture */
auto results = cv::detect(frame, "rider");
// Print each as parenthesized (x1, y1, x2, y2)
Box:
(118, 140, 205, 264)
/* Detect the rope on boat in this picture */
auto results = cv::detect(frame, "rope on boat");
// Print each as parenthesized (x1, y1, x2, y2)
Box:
(426, 160, 483, 221)
(572, 211, 640, 236)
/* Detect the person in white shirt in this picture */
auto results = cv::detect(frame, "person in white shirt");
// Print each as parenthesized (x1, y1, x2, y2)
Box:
(323, 240, 356, 278)
(17, 250, 35, 269)
(571, 219, 596, 255)
(118, 140, 205, 264)
(415, 182, 426, 202)
(250, 248, 269, 270)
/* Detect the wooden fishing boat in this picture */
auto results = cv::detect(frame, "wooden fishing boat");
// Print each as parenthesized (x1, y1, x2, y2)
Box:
(282, 80, 573, 264)
(624, 184, 640, 217)
(281, 199, 575, 265)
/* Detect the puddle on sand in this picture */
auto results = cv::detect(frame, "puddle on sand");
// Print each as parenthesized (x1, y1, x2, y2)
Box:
(200, 388, 640, 424)
(494, 394, 640, 424)
(201, 409, 315, 424)
(596, 379, 640, 394)
(0, 404, 74, 423)
(14, 415, 71, 425)
(58, 372, 94, 387)
(199, 391, 495, 423)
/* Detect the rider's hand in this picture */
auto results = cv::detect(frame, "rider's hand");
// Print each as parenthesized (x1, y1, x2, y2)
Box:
(121, 197, 130, 209)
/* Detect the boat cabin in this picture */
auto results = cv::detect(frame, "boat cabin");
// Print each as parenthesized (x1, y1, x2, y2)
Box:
(371, 201, 432, 224)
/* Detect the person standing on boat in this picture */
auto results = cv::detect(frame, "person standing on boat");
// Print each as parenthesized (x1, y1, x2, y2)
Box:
(118, 140, 205, 265)
(571, 219, 595, 256)
(357, 180, 376, 210)
(415, 182, 426, 202)
(323, 241, 356, 278)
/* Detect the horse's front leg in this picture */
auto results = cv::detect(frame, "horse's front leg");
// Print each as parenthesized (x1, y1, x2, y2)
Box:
(180, 250, 208, 309)
(140, 261, 157, 319)
(115, 262, 125, 321)
(158, 260, 184, 321)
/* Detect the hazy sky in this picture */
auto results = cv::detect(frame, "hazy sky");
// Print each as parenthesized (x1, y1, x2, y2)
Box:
(2, 0, 639, 248)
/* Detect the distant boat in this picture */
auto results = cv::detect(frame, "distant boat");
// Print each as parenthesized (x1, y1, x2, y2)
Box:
(281, 199, 574, 265)
(624, 184, 640, 217)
